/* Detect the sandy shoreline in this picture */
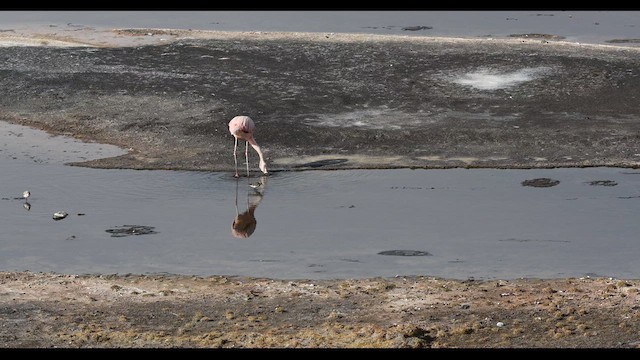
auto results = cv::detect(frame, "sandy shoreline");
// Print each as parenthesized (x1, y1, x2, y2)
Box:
(3, 26, 640, 51)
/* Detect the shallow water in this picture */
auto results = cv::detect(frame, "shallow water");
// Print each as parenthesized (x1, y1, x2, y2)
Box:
(1, 13, 639, 281)
(0, 10, 638, 46)
(2, 128, 640, 280)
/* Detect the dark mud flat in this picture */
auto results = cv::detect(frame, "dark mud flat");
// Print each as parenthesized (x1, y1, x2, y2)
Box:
(2, 30, 640, 349)
(0, 31, 639, 173)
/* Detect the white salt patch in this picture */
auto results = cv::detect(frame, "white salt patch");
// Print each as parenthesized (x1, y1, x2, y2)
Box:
(452, 67, 549, 90)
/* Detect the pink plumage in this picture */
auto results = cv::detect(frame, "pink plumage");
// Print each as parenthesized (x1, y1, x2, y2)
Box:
(228, 116, 268, 177)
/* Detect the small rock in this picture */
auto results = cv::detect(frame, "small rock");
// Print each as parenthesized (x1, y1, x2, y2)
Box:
(53, 211, 68, 221)
(496, 322, 505, 327)
(586, 180, 617, 187)
(521, 178, 560, 188)
(461, 303, 471, 309)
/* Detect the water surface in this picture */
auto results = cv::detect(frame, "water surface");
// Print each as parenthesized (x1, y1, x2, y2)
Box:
(2, 144, 639, 280)
(1, 11, 639, 279)
(0, 10, 638, 46)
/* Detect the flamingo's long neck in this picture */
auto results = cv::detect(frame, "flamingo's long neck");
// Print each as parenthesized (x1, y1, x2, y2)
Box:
(248, 138, 268, 174)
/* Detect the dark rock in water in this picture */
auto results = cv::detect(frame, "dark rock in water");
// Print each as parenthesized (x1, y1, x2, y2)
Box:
(378, 250, 432, 256)
(106, 225, 157, 237)
(521, 178, 560, 187)
(586, 180, 618, 186)
(402, 26, 433, 31)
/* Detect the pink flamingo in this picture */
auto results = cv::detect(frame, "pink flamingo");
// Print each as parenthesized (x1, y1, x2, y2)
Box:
(228, 115, 268, 177)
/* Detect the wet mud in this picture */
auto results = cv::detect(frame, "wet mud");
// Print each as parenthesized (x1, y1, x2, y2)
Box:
(0, 30, 638, 174)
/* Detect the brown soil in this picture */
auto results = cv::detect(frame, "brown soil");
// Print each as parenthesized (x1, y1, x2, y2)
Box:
(1, 272, 639, 348)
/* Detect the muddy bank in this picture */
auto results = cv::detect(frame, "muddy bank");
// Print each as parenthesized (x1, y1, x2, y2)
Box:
(0, 30, 639, 173)
(0, 271, 638, 348)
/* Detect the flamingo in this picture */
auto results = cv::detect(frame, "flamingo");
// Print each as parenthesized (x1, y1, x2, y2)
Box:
(228, 115, 268, 177)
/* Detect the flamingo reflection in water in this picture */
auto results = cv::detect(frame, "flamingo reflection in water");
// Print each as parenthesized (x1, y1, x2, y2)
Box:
(232, 175, 268, 238)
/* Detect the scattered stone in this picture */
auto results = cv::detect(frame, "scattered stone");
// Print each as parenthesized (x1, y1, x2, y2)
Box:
(496, 322, 505, 327)
(53, 211, 68, 221)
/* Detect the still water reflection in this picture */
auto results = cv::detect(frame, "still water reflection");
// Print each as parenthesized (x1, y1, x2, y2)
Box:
(2, 153, 640, 280)
(232, 175, 268, 239)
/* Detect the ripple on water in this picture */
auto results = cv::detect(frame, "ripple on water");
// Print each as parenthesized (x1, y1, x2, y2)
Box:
(272, 169, 379, 197)
(73, 169, 230, 202)
(3, 161, 640, 280)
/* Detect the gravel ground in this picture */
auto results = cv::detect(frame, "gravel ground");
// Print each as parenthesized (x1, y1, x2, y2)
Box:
(1, 272, 639, 348)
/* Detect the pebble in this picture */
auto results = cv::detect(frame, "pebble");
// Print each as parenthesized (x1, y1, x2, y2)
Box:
(53, 211, 68, 220)
(496, 322, 505, 327)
